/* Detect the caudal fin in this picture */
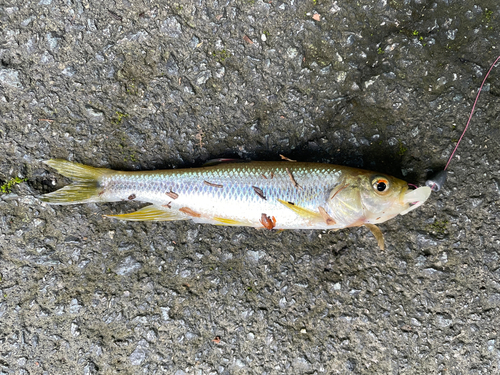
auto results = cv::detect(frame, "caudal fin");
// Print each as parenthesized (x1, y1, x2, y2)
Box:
(40, 159, 112, 205)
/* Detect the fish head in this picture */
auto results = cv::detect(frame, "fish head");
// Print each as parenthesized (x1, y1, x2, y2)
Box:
(327, 171, 431, 226)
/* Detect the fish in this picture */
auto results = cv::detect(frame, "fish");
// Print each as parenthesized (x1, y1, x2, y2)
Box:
(40, 159, 431, 249)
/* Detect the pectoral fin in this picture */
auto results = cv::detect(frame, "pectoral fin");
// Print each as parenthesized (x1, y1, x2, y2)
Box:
(365, 224, 385, 250)
(277, 199, 322, 222)
(105, 205, 188, 221)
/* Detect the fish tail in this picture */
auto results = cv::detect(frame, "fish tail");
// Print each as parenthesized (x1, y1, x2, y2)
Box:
(40, 159, 112, 205)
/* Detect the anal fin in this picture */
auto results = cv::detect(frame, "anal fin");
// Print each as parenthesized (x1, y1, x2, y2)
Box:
(105, 205, 188, 222)
(365, 224, 385, 250)
(213, 217, 249, 226)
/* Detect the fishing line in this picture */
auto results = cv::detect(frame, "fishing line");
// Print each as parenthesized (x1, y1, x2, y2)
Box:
(425, 54, 500, 191)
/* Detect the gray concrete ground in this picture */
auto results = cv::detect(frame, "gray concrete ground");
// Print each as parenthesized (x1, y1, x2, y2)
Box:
(1, 0, 500, 374)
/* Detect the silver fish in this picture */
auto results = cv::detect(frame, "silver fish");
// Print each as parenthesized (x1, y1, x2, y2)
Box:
(41, 159, 431, 249)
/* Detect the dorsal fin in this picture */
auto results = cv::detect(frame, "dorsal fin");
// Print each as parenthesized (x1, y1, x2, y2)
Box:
(202, 158, 247, 167)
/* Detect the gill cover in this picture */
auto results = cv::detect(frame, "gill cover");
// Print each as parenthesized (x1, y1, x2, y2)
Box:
(327, 183, 363, 226)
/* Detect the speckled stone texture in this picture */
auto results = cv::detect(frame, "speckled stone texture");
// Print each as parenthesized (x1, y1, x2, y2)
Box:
(1, 0, 500, 374)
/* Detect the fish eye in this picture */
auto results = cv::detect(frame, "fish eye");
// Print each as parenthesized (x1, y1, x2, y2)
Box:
(372, 177, 389, 194)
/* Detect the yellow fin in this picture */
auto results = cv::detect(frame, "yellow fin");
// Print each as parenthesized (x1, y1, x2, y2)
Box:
(277, 199, 322, 221)
(44, 159, 112, 181)
(105, 205, 188, 222)
(40, 183, 100, 205)
(365, 224, 385, 250)
(213, 217, 249, 226)
(41, 159, 113, 204)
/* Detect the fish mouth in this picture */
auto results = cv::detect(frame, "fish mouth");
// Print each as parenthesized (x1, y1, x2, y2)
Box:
(399, 186, 432, 215)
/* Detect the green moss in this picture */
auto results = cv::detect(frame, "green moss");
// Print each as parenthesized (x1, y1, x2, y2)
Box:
(483, 8, 493, 23)
(125, 82, 138, 95)
(398, 141, 407, 156)
(0, 177, 28, 194)
(128, 153, 138, 162)
(388, 0, 403, 10)
(426, 219, 449, 235)
(396, 28, 428, 46)
(118, 140, 137, 163)
(212, 49, 231, 62)
(303, 40, 337, 67)
(111, 111, 129, 125)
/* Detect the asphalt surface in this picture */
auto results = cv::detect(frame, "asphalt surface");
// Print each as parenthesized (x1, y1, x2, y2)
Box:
(1, 0, 500, 374)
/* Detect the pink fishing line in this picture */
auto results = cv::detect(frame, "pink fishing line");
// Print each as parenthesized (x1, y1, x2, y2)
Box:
(444, 55, 500, 171)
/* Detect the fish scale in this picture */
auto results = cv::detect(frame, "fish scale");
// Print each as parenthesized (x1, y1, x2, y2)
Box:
(98, 162, 339, 229)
